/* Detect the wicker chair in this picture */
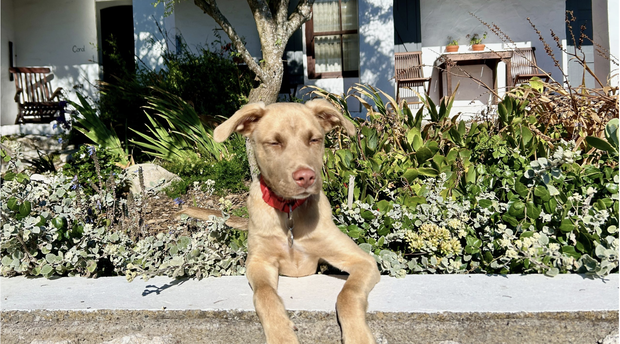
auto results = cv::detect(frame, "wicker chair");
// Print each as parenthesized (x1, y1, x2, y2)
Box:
(395, 52, 431, 104)
(510, 47, 550, 87)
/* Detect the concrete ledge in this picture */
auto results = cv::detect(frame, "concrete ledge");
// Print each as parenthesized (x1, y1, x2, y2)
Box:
(1, 274, 618, 343)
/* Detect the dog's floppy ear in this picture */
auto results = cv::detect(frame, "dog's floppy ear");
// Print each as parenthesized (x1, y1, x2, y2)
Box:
(213, 102, 266, 142)
(305, 99, 356, 136)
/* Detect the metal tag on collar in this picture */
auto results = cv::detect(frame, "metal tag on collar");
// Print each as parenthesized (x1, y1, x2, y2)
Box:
(287, 206, 294, 247)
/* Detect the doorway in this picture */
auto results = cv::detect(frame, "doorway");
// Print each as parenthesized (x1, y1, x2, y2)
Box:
(100, 5, 134, 82)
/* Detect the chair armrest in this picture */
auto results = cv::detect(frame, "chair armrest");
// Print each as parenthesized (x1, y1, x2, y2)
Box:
(49, 87, 63, 101)
(14, 88, 23, 103)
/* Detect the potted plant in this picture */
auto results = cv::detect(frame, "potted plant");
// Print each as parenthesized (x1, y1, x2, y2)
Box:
(446, 37, 459, 52)
(467, 32, 487, 51)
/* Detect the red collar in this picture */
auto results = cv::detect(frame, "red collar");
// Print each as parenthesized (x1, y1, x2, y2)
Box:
(260, 176, 308, 213)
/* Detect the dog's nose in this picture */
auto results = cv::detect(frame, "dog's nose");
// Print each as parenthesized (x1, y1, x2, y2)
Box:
(293, 168, 316, 188)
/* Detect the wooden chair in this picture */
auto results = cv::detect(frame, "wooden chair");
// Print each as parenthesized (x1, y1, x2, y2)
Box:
(9, 67, 65, 124)
(510, 47, 550, 87)
(395, 52, 431, 104)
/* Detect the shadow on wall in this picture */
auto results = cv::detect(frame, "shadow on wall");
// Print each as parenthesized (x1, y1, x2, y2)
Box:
(358, 0, 395, 99)
(133, 3, 170, 71)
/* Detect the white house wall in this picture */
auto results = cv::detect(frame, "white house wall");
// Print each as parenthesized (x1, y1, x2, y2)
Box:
(608, 0, 619, 87)
(132, 0, 173, 71)
(2, 0, 99, 134)
(592, 0, 619, 88)
(173, 0, 261, 57)
(1, 0, 16, 127)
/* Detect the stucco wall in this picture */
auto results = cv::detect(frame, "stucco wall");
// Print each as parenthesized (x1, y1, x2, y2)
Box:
(2, 0, 99, 133)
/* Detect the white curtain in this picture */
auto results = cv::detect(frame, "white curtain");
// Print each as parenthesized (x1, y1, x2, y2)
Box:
(313, 0, 359, 74)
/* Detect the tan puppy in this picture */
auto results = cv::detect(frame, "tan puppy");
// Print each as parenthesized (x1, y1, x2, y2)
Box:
(183, 100, 380, 343)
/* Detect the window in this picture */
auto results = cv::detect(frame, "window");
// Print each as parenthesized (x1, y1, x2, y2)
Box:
(305, 0, 359, 79)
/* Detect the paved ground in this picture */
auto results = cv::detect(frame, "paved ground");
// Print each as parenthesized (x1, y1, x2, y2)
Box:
(1, 274, 618, 343)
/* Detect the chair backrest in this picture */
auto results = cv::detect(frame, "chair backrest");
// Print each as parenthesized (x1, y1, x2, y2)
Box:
(9, 67, 54, 103)
(510, 47, 541, 79)
(395, 52, 424, 81)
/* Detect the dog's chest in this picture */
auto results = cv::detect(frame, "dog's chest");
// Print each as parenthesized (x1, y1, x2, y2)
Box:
(278, 242, 319, 277)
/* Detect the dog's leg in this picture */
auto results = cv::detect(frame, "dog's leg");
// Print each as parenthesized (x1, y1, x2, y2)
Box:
(321, 233, 381, 344)
(247, 259, 299, 344)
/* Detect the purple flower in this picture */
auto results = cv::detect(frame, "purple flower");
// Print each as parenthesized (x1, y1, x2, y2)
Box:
(58, 137, 63, 144)
(87, 145, 96, 157)
(173, 198, 184, 205)
(53, 123, 58, 129)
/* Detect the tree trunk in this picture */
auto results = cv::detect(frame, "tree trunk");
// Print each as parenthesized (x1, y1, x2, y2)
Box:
(246, 55, 284, 180)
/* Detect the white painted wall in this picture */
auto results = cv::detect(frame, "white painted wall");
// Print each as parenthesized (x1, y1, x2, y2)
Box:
(173, 0, 261, 57)
(132, 0, 173, 71)
(1, 0, 16, 127)
(358, 0, 394, 97)
(591, 0, 619, 88)
(2, 0, 100, 135)
(608, 0, 619, 87)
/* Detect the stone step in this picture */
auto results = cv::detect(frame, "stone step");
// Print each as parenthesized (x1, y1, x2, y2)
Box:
(1, 274, 618, 344)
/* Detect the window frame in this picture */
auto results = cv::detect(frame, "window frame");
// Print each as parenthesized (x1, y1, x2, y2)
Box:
(305, 0, 360, 79)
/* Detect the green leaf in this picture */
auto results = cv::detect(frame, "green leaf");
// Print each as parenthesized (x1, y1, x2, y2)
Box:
(15, 173, 30, 184)
(347, 225, 361, 239)
(478, 199, 493, 208)
(361, 210, 375, 221)
(7, 197, 19, 211)
(526, 202, 541, 219)
(41, 265, 53, 276)
(376, 200, 391, 213)
(19, 201, 31, 217)
(411, 134, 423, 151)
(465, 167, 476, 183)
(178, 236, 191, 250)
(586, 136, 616, 154)
(559, 219, 575, 233)
(359, 243, 372, 254)
(416, 146, 434, 164)
(87, 260, 97, 273)
(561, 246, 581, 259)
(521, 126, 533, 145)
(547, 185, 560, 196)
(515, 181, 528, 197)
(545, 267, 559, 277)
(508, 201, 525, 217)
(534, 186, 551, 202)
(402, 168, 419, 183)
(502, 214, 519, 227)
(417, 167, 439, 177)
(4, 172, 15, 181)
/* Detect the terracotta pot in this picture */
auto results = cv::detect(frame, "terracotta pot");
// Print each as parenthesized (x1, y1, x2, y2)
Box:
(446, 45, 459, 52)
(472, 44, 485, 51)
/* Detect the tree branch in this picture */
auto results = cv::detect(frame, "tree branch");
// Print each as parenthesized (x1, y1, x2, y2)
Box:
(284, 0, 314, 38)
(274, 0, 290, 27)
(194, 0, 266, 81)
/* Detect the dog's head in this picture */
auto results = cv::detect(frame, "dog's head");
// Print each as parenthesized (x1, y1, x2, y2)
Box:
(214, 99, 356, 200)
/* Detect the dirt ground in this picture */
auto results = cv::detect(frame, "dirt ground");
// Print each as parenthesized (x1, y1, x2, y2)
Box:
(139, 187, 248, 237)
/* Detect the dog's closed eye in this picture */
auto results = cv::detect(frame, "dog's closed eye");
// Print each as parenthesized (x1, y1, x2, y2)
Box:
(309, 137, 322, 145)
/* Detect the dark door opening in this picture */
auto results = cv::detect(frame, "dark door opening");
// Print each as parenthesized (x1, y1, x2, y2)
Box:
(100, 5, 135, 81)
